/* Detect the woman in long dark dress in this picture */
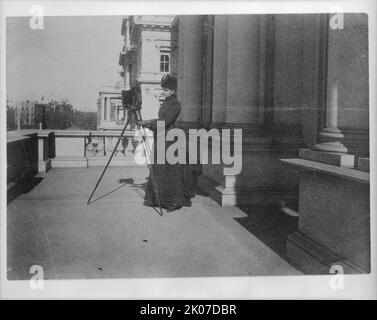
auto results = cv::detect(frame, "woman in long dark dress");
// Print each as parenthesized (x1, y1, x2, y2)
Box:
(138, 75, 194, 212)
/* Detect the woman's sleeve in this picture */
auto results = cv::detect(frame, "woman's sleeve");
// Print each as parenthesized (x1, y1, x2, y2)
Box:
(148, 101, 181, 131)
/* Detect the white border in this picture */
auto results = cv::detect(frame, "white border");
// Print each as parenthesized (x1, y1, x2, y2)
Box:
(1, 0, 376, 300)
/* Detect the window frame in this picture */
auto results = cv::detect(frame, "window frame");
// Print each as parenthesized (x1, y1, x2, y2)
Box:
(160, 51, 170, 73)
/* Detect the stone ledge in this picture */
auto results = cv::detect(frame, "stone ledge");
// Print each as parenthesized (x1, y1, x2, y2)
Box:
(280, 158, 369, 184)
(36, 130, 55, 138)
(287, 232, 367, 274)
(7, 135, 33, 144)
(299, 148, 354, 167)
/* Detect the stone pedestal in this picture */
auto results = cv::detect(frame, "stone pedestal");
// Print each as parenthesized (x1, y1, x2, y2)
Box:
(37, 131, 54, 173)
(281, 158, 370, 274)
(198, 131, 299, 206)
(52, 131, 88, 168)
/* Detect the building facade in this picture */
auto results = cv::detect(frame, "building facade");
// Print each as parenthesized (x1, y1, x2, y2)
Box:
(6, 99, 37, 130)
(19, 100, 36, 129)
(173, 14, 370, 274)
(97, 82, 126, 130)
(7, 99, 77, 130)
(119, 15, 175, 120)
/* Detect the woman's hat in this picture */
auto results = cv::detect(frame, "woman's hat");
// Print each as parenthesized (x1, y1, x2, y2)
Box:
(160, 74, 177, 90)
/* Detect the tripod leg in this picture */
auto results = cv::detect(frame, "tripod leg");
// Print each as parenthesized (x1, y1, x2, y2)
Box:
(140, 130, 163, 216)
(87, 114, 133, 205)
(136, 111, 163, 216)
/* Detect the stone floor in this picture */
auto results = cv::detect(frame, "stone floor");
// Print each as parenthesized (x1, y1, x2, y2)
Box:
(7, 167, 301, 280)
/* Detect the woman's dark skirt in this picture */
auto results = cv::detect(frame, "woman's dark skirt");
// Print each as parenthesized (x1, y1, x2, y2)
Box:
(144, 162, 195, 209)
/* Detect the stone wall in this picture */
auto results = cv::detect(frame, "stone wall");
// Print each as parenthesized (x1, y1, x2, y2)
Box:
(7, 133, 38, 202)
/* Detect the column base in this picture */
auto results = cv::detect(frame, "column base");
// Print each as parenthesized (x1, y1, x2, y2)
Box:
(198, 174, 297, 207)
(314, 128, 369, 157)
(313, 141, 348, 153)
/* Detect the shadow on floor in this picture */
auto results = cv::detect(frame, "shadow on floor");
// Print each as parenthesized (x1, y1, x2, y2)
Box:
(235, 204, 298, 261)
(7, 176, 45, 204)
(87, 177, 140, 205)
(24, 176, 44, 193)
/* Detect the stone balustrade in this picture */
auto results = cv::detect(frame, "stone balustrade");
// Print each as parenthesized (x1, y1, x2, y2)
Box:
(7, 129, 149, 201)
(50, 129, 148, 167)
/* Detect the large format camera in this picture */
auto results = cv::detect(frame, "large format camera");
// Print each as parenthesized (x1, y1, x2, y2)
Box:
(121, 87, 142, 110)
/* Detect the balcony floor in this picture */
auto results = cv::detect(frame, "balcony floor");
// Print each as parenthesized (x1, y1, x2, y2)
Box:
(7, 167, 301, 280)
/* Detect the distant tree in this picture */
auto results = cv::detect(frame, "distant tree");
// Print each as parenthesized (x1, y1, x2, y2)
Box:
(72, 110, 97, 130)
(6, 107, 16, 131)
(7, 98, 97, 131)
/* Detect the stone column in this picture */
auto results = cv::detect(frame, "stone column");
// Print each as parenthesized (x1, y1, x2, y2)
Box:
(106, 96, 111, 121)
(125, 64, 131, 90)
(125, 19, 130, 49)
(225, 15, 260, 125)
(101, 96, 105, 122)
(202, 15, 215, 127)
(258, 15, 275, 127)
(176, 15, 203, 127)
(211, 15, 228, 125)
(200, 15, 293, 207)
(301, 14, 324, 148)
(310, 13, 369, 162)
(313, 26, 347, 154)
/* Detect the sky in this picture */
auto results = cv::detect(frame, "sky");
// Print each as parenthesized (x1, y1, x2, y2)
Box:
(6, 16, 123, 112)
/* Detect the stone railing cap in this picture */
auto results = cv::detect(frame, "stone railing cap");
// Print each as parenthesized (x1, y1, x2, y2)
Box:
(280, 158, 369, 184)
